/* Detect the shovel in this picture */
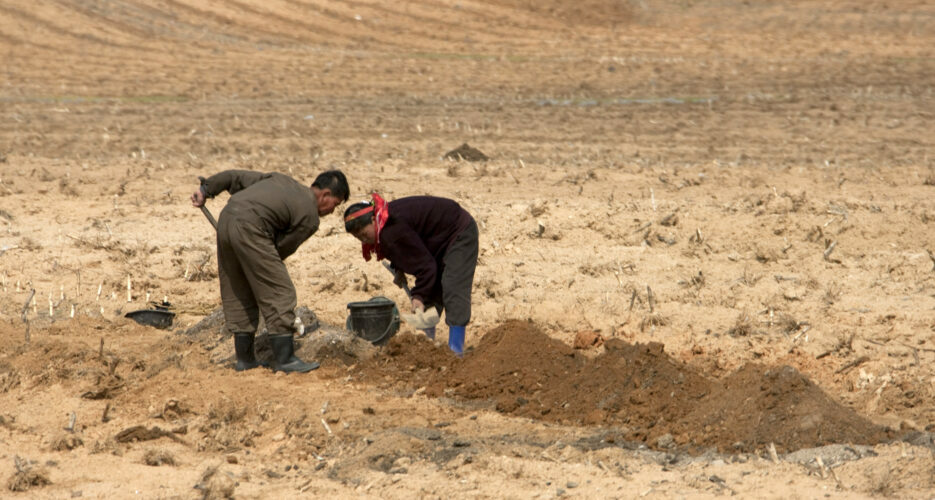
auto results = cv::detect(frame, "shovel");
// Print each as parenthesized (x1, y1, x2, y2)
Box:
(200, 205, 218, 230)
(382, 261, 440, 330)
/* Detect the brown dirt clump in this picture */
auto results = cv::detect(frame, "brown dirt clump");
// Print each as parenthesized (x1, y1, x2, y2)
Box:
(443, 143, 489, 162)
(143, 449, 177, 467)
(355, 320, 894, 453)
(573, 330, 604, 349)
(49, 433, 84, 451)
(193, 466, 235, 500)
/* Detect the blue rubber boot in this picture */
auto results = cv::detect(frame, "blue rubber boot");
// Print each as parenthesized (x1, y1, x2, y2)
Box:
(422, 327, 436, 340)
(448, 326, 465, 357)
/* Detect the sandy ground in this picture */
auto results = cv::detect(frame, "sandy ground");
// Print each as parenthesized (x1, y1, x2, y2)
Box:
(1, 0, 935, 498)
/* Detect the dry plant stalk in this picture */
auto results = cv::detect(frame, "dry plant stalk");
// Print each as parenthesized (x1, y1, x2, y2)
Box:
(822, 282, 842, 305)
(185, 251, 217, 281)
(728, 311, 755, 337)
(8, 456, 51, 492)
(776, 313, 804, 335)
(823, 240, 841, 263)
(688, 228, 703, 244)
(679, 270, 705, 290)
(21, 288, 35, 344)
(816, 332, 855, 359)
(739, 268, 761, 286)
(834, 355, 869, 374)
(639, 313, 668, 332)
(768, 443, 780, 463)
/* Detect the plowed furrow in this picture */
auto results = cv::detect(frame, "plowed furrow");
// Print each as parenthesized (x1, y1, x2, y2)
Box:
(0, 2, 157, 53)
(297, 0, 543, 48)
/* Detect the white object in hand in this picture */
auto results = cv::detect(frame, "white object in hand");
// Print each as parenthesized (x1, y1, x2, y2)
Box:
(401, 308, 440, 329)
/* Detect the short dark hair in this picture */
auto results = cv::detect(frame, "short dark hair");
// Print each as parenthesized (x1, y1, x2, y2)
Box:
(343, 202, 373, 233)
(312, 170, 349, 202)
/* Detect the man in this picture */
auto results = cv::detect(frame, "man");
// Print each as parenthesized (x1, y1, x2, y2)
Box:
(343, 193, 478, 356)
(191, 169, 349, 373)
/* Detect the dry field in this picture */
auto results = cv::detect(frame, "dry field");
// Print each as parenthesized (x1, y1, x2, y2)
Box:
(1, 0, 934, 498)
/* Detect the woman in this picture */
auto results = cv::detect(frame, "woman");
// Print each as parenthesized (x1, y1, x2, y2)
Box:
(344, 193, 478, 356)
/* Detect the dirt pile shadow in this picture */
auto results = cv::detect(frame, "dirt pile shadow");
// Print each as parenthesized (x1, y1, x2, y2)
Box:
(353, 320, 896, 453)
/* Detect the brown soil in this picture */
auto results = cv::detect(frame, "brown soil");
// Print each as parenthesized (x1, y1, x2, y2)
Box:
(2, 0, 935, 497)
(353, 321, 894, 453)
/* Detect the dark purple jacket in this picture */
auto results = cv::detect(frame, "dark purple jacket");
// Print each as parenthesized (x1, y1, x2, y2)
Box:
(379, 196, 473, 303)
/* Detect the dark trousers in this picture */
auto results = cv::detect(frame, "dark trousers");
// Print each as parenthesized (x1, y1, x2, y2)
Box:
(440, 219, 479, 327)
(217, 207, 297, 334)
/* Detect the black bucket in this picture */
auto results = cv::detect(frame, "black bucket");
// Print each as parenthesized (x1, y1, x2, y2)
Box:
(125, 309, 175, 329)
(125, 301, 175, 330)
(346, 296, 399, 345)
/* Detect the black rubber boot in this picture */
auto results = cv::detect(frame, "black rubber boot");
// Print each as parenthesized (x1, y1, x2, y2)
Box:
(233, 333, 268, 371)
(269, 333, 319, 373)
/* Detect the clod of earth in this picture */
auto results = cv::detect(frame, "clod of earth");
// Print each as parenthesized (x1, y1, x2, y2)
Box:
(115, 425, 187, 445)
(444, 143, 489, 162)
(143, 449, 177, 466)
(49, 433, 84, 451)
(194, 466, 235, 500)
(573, 330, 604, 349)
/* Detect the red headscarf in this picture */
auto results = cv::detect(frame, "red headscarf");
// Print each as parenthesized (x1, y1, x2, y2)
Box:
(356, 193, 388, 261)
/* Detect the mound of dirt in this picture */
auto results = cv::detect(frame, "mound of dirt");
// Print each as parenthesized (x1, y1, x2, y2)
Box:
(182, 306, 320, 341)
(180, 306, 368, 368)
(353, 320, 895, 453)
(443, 143, 489, 162)
(297, 324, 377, 366)
(353, 333, 456, 387)
(673, 364, 894, 453)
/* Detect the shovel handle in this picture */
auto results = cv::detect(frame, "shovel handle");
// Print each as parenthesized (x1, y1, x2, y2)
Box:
(382, 261, 411, 297)
(200, 205, 218, 230)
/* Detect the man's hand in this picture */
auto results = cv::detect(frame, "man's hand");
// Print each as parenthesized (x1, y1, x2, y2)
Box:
(191, 188, 206, 207)
(411, 297, 424, 312)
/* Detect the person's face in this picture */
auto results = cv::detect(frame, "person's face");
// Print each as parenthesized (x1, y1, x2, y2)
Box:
(352, 222, 376, 245)
(317, 189, 343, 216)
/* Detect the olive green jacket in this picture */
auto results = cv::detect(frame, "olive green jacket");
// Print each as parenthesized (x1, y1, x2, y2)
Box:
(202, 170, 319, 259)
